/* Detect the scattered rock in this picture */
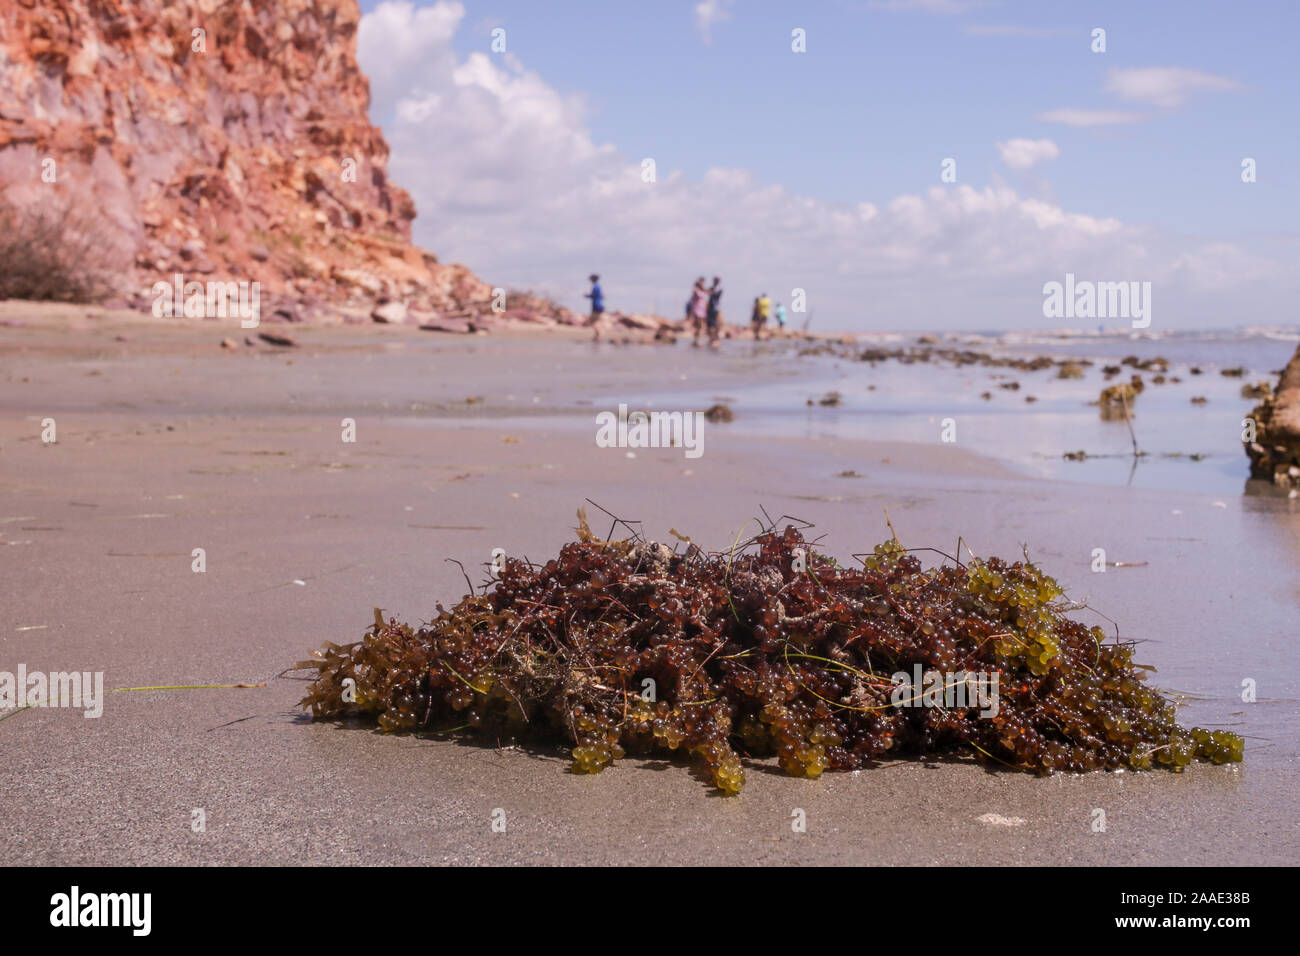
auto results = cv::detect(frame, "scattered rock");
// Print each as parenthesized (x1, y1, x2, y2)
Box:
(371, 300, 408, 324)
(418, 319, 473, 334)
(335, 269, 385, 296)
(1121, 355, 1167, 372)
(257, 331, 297, 347)
(1056, 362, 1086, 379)
(1097, 376, 1144, 418)
(615, 312, 660, 331)
(1220, 366, 1246, 378)
(704, 404, 734, 423)
(220, 337, 238, 349)
(271, 303, 303, 323)
(1190, 395, 1208, 405)
(1241, 381, 1273, 400)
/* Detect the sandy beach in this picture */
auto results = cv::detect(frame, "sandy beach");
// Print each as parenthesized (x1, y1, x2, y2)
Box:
(2, 310, 1296, 866)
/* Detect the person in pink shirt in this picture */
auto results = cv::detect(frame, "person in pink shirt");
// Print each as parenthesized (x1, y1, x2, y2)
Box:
(688, 277, 709, 347)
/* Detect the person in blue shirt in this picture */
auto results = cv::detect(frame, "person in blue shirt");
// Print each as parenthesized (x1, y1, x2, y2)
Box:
(585, 273, 604, 341)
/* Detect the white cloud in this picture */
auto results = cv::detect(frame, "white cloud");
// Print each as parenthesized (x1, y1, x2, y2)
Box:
(358, 1, 1295, 329)
(1105, 67, 1242, 108)
(997, 138, 1060, 170)
(693, 0, 734, 44)
(358, 0, 465, 119)
(1035, 108, 1146, 127)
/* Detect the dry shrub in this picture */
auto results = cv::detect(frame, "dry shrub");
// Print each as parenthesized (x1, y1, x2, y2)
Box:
(0, 197, 117, 302)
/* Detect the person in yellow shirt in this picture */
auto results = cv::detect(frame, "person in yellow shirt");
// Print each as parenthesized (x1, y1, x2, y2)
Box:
(752, 293, 771, 340)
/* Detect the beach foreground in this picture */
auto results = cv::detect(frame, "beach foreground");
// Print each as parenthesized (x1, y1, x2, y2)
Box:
(2, 315, 1296, 865)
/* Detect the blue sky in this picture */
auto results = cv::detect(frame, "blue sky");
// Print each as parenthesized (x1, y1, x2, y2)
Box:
(356, 0, 1298, 330)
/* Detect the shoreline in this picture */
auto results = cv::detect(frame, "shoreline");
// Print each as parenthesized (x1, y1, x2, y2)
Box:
(1, 316, 1296, 865)
(3, 302, 1291, 497)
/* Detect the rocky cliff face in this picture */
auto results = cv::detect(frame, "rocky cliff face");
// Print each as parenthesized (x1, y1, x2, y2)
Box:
(0, 0, 492, 316)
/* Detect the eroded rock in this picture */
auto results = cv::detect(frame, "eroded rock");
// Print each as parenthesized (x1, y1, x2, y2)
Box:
(1245, 344, 1300, 486)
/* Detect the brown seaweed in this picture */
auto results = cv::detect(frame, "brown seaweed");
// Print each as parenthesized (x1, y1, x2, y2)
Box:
(297, 511, 1242, 794)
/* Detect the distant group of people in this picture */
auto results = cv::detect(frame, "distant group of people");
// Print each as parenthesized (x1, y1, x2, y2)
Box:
(584, 273, 788, 344)
(686, 278, 789, 345)
(686, 276, 723, 347)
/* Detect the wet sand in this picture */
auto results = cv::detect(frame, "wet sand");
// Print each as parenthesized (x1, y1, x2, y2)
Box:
(2, 311, 1297, 865)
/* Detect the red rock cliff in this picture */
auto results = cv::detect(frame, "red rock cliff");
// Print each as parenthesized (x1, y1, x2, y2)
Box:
(0, 0, 492, 314)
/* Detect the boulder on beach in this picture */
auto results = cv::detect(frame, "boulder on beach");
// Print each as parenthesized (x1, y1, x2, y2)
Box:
(371, 300, 408, 324)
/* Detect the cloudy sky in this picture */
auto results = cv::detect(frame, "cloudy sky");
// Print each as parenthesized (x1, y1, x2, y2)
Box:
(356, 0, 1297, 331)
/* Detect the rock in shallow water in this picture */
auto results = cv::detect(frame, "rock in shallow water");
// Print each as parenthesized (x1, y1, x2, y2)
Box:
(1245, 344, 1300, 486)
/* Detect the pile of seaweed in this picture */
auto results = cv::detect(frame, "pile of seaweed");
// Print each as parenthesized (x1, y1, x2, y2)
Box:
(297, 512, 1242, 794)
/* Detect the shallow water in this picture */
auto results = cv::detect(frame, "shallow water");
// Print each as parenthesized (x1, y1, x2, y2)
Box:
(607, 330, 1299, 497)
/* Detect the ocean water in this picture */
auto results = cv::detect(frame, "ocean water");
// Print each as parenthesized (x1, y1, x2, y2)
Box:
(614, 327, 1300, 497)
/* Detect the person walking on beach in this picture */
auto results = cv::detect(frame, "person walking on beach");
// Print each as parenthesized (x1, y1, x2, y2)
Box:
(688, 277, 709, 347)
(585, 273, 604, 341)
(705, 276, 723, 348)
(751, 292, 771, 340)
(774, 301, 787, 331)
